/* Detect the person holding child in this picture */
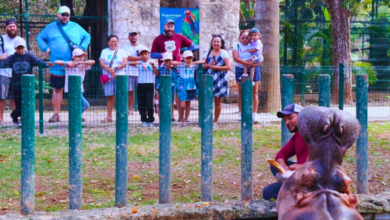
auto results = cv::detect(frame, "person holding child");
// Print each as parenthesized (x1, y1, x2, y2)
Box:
(0, 38, 53, 126)
(244, 28, 264, 85)
(202, 34, 231, 126)
(128, 46, 158, 127)
(233, 30, 262, 123)
(99, 35, 128, 123)
(54, 48, 95, 122)
(175, 50, 204, 126)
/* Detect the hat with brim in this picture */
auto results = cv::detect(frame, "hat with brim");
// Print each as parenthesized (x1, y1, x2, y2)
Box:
(162, 53, 173, 61)
(72, 48, 86, 58)
(5, 18, 16, 27)
(139, 46, 150, 53)
(14, 38, 26, 48)
(128, 31, 138, 36)
(164, 19, 175, 25)
(58, 6, 70, 14)
(182, 50, 194, 58)
(276, 103, 303, 118)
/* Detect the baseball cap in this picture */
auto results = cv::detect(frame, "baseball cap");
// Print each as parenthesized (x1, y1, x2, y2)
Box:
(5, 18, 16, 27)
(164, 19, 175, 25)
(58, 6, 71, 14)
(138, 46, 150, 53)
(276, 103, 303, 118)
(162, 53, 173, 61)
(72, 48, 86, 58)
(128, 31, 138, 36)
(14, 38, 26, 48)
(182, 50, 193, 58)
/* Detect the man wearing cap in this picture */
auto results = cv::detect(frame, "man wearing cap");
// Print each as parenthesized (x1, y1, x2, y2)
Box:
(123, 31, 146, 115)
(0, 18, 24, 124)
(262, 103, 309, 200)
(36, 6, 91, 123)
(151, 19, 196, 65)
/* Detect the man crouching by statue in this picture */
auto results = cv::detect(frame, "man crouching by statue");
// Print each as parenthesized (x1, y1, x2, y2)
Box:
(262, 103, 308, 200)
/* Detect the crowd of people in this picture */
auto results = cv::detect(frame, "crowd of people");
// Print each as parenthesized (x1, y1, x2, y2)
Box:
(0, 6, 265, 127)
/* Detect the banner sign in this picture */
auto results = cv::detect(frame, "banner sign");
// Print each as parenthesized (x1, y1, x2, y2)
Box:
(160, 8, 199, 46)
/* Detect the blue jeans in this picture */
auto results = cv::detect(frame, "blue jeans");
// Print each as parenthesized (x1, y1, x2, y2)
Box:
(81, 94, 89, 113)
(262, 160, 296, 200)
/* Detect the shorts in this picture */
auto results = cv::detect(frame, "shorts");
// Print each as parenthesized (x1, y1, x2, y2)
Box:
(177, 89, 198, 102)
(49, 74, 66, 90)
(158, 85, 175, 103)
(0, 75, 10, 99)
(235, 66, 261, 82)
(252, 55, 263, 64)
(128, 76, 138, 92)
(104, 79, 116, 96)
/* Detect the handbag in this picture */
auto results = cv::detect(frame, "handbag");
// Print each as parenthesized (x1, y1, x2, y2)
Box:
(57, 21, 79, 52)
(99, 49, 118, 84)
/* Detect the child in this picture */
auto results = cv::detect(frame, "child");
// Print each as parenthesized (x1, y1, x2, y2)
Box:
(175, 50, 204, 126)
(244, 28, 264, 85)
(128, 46, 157, 127)
(155, 52, 179, 121)
(54, 48, 95, 122)
(0, 38, 53, 126)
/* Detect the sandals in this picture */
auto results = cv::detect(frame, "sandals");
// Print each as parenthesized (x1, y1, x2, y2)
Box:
(101, 117, 113, 123)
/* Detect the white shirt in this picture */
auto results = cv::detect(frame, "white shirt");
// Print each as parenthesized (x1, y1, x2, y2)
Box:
(202, 49, 229, 60)
(137, 61, 155, 84)
(0, 35, 26, 77)
(233, 43, 252, 68)
(123, 43, 145, 77)
(99, 48, 127, 79)
(64, 64, 92, 93)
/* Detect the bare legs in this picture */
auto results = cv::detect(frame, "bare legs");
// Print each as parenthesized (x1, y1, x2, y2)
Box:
(213, 97, 222, 124)
(52, 88, 64, 115)
(128, 91, 135, 113)
(178, 100, 191, 123)
(0, 99, 5, 123)
(107, 96, 115, 119)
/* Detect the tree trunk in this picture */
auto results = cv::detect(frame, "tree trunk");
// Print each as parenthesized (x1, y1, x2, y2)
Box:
(323, 0, 353, 104)
(255, 0, 281, 112)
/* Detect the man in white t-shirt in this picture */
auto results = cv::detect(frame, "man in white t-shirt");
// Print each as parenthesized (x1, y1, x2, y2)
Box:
(123, 31, 146, 115)
(0, 18, 25, 124)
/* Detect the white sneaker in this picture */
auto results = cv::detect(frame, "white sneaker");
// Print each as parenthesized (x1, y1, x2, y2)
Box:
(253, 113, 259, 123)
(238, 112, 241, 121)
(142, 122, 148, 127)
(252, 81, 255, 86)
(148, 122, 155, 127)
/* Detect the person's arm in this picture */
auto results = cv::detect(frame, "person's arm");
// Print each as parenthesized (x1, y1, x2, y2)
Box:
(187, 43, 199, 51)
(100, 59, 111, 72)
(209, 57, 231, 71)
(275, 134, 297, 171)
(192, 60, 205, 65)
(80, 60, 95, 65)
(150, 38, 163, 59)
(246, 48, 258, 53)
(128, 55, 141, 61)
(150, 62, 158, 76)
(29, 53, 51, 68)
(128, 61, 141, 65)
(171, 61, 182, 66)
(232, 50, 252, 66)
(117, 57, 127, 70)
(36, 26, 50, 53)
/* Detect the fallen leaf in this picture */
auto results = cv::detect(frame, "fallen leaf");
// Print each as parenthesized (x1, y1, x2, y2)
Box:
(203, 202, 210, 206)
(132, 175, 141, 179)
(132, 207, 138, 213)
(152, 208, 156, 213)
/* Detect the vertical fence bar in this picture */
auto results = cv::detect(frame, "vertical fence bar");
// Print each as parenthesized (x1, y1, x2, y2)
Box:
(301, 67, 305, 105)
(115, 75, 128, 207)
(21, 75, 35, 215)
(201, 74, 213, 201)
(241, 74, 253, 201)
(68, 75, 82, 209)
(339, 63, 345, 110)
(281, 74, 294, 147)
(38, 65, 44, 134)
(318, 74, 330, 107)
(198, 64, 203, 127)
(356, 74, 368, 194)
(159, 75, 172, 204)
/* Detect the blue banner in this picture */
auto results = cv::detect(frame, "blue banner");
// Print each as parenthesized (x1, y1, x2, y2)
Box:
(160, 8, 199, 46)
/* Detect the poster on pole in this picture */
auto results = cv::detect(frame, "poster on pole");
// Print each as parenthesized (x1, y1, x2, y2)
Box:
(160, 8, 199, 46)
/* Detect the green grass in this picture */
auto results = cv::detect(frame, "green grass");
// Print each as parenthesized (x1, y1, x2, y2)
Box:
(0, 122, 389, 213)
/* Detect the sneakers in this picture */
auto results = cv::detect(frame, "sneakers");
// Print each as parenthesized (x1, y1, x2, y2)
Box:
(238, 112, 241, 121)
(142, 122, 148, 127)
(253, 113, 260, 123)
(148, 122, 155, 127)
(101, 117, 113, 123)
(48, 114, 60, 123)
(82, 117, 86, 122)
(252, 81, 255, 86)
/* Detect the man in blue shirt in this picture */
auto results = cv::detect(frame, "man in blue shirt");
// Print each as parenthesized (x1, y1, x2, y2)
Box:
(37, 6, 91, 123)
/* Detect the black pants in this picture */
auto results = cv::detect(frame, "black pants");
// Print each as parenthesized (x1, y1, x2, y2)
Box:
(137, 83, 155, 123)
(262, 160, 296, 200)
(10, 83, 22, 123)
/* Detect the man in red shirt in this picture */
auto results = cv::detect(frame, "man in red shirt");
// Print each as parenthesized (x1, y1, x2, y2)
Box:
(262, 103, 309, 200)
(150, 19, 196, 65)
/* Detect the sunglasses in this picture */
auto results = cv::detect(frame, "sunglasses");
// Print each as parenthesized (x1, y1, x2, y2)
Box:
(61, 13, 70, 17)
(241, 37, 249, 40)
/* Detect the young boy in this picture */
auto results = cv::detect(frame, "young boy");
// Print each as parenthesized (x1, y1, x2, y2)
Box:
(155, 52, 179, 121)
(54, 48, 95, 122)
(244, 28, 264, 85)
(0, 38, 53, 126)
(174, 50, 204, 126)
(128, 46, 157, 127)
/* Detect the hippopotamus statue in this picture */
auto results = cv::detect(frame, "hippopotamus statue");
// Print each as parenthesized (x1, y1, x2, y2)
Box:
(276, 106, 363, 220)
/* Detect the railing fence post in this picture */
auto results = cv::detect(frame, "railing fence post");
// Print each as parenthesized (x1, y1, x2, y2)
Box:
(197, 64, 203, 128)
(201, 74, 213, 201)
(21, 75, 36, 215)
(38, 64, 44, 134)
(318, 74, 330, 107)
(159, 75, 172, 204)
(281, 74, 294, 147)
(356, 74, 368, 194)
(115, 75, 128, 207)
(68, 75, 82, 209)
(339, 63, 345, 110)
(241, 74, 253, 201)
